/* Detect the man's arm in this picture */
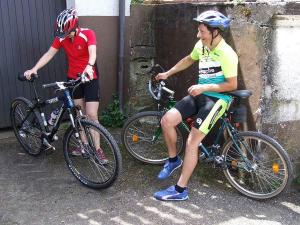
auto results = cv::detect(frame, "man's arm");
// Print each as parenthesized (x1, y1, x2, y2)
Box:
(83, 45, 97, 79)
(156, 55, 195, 80)
(188, 76, 237, 96)
(87, 45, 97, 65)
(24, 47, 58, 79)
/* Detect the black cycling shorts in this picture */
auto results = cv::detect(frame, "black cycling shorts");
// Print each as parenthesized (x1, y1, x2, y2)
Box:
(71, 79, 100, 102)
(174, 94, 228, 134)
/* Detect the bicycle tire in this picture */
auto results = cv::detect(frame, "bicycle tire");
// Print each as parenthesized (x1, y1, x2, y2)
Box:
(10, 97, 45, 156)
(122, 111, 185, 165)
(222, 131, 293, 199)
(63, 119, 122, 189)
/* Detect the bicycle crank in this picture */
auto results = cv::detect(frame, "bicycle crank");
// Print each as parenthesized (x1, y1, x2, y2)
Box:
(214, 155, 227, 170)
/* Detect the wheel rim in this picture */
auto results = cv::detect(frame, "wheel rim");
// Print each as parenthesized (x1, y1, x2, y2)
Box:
(65, 124, 117, 186)
(223, 135, 289, 198)
(124, 115, 183, 163)
(12, 101, 43, 155)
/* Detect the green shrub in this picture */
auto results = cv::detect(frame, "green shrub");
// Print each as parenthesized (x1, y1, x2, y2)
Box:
(131, 0, 144, 4)
(100, 94, 125, 128)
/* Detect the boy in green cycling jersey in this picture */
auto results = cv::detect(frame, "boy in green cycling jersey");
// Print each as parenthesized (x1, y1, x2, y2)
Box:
(154, 10, 238, 201)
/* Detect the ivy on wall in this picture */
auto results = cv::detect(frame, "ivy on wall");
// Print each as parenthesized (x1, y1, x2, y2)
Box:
(131, 0, 144, 4)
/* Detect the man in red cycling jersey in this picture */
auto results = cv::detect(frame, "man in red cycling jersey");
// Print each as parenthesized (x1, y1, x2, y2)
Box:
(24, 8, 108, 163)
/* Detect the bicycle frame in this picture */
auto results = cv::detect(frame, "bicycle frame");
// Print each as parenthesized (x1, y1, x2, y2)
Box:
(23, 80, 82, 145)
(156, 93, 254, 169)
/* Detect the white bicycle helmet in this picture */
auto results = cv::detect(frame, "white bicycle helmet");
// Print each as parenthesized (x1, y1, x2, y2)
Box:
(54, 8, 78, 38)
(194, 10, 230, 31)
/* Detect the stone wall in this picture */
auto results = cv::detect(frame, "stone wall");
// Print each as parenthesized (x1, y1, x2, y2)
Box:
(127, 2, 300, 173)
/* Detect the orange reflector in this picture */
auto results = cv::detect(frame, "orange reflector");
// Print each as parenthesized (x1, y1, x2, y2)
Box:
(231, 160, 238, 168)
(132, 134, 139, 142)
(272, 163, 279, 174)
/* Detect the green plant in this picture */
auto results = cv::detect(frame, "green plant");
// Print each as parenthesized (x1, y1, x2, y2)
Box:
(295, 170, 300, 184)
(100, 94, 125, 128)
(131, 0, 144, 4)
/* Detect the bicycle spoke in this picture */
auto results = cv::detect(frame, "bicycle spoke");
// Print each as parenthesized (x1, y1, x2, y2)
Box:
(11, 98, 45, 156)
(254, 173, 271, 194)
(254, 171, 282, 192)
(64, 119, 121, 189)
(223, 132, 292, 199)
(122, 112, 184, 164)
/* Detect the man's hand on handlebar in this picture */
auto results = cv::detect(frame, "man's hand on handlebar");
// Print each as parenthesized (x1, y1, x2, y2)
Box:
(155, 72, 169, 81)
(81, 73, 91, 83)
(24, 68, 38, 80)
(82, 64, 94, 82)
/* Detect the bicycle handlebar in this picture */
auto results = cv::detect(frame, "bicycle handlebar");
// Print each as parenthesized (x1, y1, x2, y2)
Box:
(148, 64, 175, 101)
(42, 73, 90, 90)
(18, 73, 38, 82)
(42, 82, 60, 89)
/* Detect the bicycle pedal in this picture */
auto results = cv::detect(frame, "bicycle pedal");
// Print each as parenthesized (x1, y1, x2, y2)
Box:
(53, 135, 58, 141)
(82, 152, 90, 159)
(199, 152, 207, 161)
(214, 155, 227, 170)
(44, 147, 55, 155)
(43, 138, 56, 153)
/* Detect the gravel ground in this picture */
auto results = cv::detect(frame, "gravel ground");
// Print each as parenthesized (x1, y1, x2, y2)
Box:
(0, 129, 299, 225)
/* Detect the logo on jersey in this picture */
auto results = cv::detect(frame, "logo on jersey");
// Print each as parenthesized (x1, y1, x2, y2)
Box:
(77, 45, 82, 50)
(196, 118, 203, 125)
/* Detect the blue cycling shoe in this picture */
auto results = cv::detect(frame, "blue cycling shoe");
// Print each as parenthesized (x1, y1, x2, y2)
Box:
(154, 185, 188, 201)
(157, 157, 182, 180)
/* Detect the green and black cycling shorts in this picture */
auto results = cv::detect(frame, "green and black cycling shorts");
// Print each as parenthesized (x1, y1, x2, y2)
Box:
(174, 94, 229, 135)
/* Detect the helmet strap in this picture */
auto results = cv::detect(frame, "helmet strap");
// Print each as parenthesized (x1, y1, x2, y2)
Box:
(210, 29, 220, 47)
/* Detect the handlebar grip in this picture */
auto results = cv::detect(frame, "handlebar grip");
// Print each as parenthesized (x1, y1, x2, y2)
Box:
(42, 83, 57, 89)
(18, 73, 38, 82)
(18, 74, 27, 81)
(150, 64, 165, 74)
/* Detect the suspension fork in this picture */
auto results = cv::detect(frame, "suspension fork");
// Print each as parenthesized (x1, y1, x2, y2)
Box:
(68, 107, 88, 149)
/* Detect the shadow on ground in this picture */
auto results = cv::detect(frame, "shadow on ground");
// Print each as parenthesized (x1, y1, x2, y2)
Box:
(0, 129, 299, 225)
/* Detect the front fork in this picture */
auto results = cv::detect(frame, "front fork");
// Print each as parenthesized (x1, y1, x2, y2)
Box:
(68, 106, 87, 151)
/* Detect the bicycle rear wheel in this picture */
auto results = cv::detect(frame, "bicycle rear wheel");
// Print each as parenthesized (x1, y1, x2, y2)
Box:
(63, 119, 122, 189)
(122, 111, 185, 165)
(10, 97, 45, 156)
(222, 131, 293, 199)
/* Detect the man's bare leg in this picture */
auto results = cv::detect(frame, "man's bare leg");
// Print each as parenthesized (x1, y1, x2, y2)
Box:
(161, 108, 182, 157)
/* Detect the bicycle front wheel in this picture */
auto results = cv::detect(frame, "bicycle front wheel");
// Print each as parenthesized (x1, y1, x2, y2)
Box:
(63, 119, 122, 189)
(10, 97, 45, 156)
(122, 111, 185, 165)
(222, 131, 293, 199)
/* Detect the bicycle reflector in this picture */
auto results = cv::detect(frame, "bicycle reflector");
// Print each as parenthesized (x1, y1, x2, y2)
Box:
(132, 134, 139, 142)
(231, 160, 238, 169)
(272, 162, 280, 174)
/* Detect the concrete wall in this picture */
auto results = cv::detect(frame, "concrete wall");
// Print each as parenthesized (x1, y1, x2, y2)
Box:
(128, 2, 300, 172)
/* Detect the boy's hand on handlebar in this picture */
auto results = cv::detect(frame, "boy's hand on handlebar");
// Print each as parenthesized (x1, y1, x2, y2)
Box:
(81, 73, 91, 83)
(155, 72, 169, 81)
(24, 68, 37, 80)
(82, 64, 94, 82)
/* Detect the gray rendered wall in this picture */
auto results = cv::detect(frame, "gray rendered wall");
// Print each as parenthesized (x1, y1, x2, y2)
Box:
(128, 2, 300, 174)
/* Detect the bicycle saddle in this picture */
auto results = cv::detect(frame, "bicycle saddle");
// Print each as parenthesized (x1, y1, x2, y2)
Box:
(228, 90, 252, 99)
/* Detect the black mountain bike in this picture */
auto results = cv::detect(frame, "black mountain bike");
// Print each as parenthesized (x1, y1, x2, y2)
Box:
(11, 74, 122, 189)
(122, 65, 293, 199)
